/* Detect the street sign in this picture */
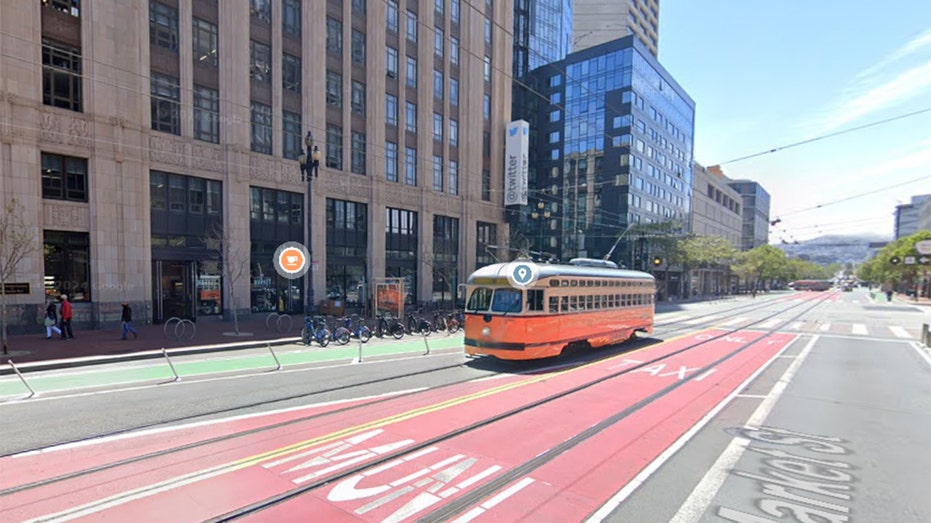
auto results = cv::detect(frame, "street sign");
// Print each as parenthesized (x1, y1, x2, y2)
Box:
(916, 240, 931, 255)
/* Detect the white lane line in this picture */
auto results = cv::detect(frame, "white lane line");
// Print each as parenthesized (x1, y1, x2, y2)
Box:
(718, 317, 748, 327)
(683, 316, 719, 325)
(852, 324, 868, 336)
(757, 319, 781, 329)
(818, 323, 831, 332)
(584, 334, 804, 523)
(667, 335, 819, 523)
(910, 342, 931, 367)
(889, 326, 910, 339)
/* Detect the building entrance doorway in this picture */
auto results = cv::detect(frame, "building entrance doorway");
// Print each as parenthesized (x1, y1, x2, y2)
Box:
(152, 260, 195, 323)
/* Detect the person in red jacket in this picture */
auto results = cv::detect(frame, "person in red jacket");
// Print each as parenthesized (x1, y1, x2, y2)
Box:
(59, 294, 74, 340)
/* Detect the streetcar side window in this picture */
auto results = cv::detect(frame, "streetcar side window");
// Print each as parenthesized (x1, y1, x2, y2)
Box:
(491, 289, 523, 313)
(549, 296, 559, 313)
(467, 287, 493, 312)
(527, 289, 545, 312)
(561, 296, 568, 312)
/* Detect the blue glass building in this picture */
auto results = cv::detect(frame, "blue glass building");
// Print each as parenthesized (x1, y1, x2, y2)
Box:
(513, 0, 573, 79)
(516, 36, 695, 270)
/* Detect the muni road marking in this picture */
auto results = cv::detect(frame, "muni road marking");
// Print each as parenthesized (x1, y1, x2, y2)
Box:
(852, 324, 868, 335)
(757, 319, 781, 329)
(818, 323, 831, 332)
(682, 315, 719, 325)
(718, 317, 748, 327)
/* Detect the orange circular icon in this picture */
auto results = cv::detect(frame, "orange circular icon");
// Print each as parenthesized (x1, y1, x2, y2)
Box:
(278, 247, 306, 273)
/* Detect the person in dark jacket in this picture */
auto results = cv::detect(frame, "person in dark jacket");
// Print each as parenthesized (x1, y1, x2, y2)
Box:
(44, 301, 62, 339)
(121, 302, 138, 340)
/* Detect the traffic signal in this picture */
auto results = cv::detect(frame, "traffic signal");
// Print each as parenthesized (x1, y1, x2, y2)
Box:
(652, 256, 663, 267)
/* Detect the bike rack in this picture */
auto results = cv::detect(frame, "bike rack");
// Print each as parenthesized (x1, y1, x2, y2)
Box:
(265, 312, 279, 330)
(276, 314, 293, 333)
(7, 360, 37, 399)
(163, 317, 196, 341)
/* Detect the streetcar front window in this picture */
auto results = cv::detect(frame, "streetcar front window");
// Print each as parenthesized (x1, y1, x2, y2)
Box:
(467, 287, 493, 312)
(491, 289, 523, 313)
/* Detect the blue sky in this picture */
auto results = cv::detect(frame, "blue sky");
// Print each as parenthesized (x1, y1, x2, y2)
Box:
(659, 1, 931, 242)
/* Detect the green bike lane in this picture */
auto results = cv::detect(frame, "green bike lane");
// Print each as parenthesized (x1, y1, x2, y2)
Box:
(0, 335, 465, 399)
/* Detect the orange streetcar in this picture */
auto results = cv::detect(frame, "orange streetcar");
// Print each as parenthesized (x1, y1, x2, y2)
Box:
(464, 258, 655, 360)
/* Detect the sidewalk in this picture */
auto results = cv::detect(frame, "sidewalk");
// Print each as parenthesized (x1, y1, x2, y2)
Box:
(1, 315, 302, 366)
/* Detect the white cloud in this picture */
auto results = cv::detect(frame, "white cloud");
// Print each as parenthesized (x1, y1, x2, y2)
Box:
(808, 27, 931, 135)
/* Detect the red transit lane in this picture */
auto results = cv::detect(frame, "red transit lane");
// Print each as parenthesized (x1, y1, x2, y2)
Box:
(2, 330, 796, 523)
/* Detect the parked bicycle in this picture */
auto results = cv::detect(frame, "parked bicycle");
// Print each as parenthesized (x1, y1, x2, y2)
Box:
(405, 309, 433, 336)
(374, 313, 405, 339)
(301, 316, 331, 347)
(446, 310, 462, 334)
(343, 314, 372, 343)
(328, 316, 352, 345)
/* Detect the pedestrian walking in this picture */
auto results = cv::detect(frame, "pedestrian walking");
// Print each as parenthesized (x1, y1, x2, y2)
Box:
(59, 294, 74, 340)
(44, 300, 62, 339)
(121, 302, 138, 340)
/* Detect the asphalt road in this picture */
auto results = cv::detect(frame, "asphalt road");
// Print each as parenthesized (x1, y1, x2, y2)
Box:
(2, 289, 929, 522)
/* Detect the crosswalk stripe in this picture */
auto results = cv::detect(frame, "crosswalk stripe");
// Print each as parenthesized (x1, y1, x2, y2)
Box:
(758, 319, 781, 329)
(818, 323, 831, 332)
(789, 322, 804, 330)
(889, 326, 911, 338)
(683, 315, 719, 325)
(719, 317, 748, 327)
(852, 324, 868, 335)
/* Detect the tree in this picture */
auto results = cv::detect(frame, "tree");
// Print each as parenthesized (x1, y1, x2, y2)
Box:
(732, 244, 789, 291)
(678, 235, 739, 295)
(204, 224, 249, 335)
(0, 198, 36, 355)
(423, 253, 459, 308)
(859, 230, 931, 295)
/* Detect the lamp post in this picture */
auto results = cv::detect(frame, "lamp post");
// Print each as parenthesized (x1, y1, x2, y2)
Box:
(298, 131, 315, 313)
(530, 201, 550, 255)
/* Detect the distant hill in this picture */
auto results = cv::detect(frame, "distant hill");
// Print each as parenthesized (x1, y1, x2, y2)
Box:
(776, 234, 890, 265)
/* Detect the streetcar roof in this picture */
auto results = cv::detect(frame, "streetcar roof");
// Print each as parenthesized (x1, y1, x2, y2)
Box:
(466, 261, 655, 284)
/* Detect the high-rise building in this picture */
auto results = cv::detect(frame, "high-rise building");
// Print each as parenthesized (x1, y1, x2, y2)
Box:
(0, 0, 511, 332)
(894, 194, 931, 238)
(691, 163, 741, 247)
(515, 35, 694, 272)
(512, 0, 573, 79)
(726, 178, 772, 251)
(573, 0, 659, 57)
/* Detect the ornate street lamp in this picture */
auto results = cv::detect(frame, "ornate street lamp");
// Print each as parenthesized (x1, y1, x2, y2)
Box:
(298, 131, 315, 312)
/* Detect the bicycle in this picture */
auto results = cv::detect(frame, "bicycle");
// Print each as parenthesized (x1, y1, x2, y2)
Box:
(328, 316, 351, 345)
(374, 313, 405, 339)
(343, 314, 372, 343)
(301, 316, 331, 347)
(446, 310, 462, 334)
(405, 309, 432, 336)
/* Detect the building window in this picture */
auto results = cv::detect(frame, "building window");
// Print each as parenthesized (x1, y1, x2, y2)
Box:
(44, 231, 91, 302)
(432, 155, 443, 191)
(282, 0, 301, 36)
(432, 215, 459, 303)
(483, 132, 491, 156)
(351, 81, 366, 115)
(406, 10, 417, 41)
(282, 53, 301, 92)
(549, 110, 560, 122)
(351, 131, 366, 174)
(250, 0, 271, 22)
(42, 39, 82, 112)
(435, 0, 445, 15)
(387, 0, 399, 32)
(41, 153, 87, 202)
(193, 85, 219, 143)
(405, 56, 417, 88)
(449, 77, 459, 106)
(448, 160, 458, 195)
(434, 28, 444, 57)
(549, 131, 560, 144)
(382, 51, 398, 81)
(45, 0, 80, 17)
(433, 70, 444, 100)
(405, 101, 417, 133)
(326, 18, 342, 55)
(151, 73, 180, 135)
(250, 187, 302, 224)
(351, 29, 366, 65)
(482, 169, 490, 201)
(251, 102, 272, 154)
(450, 36, 459, 65)
(326, 70, 343, 108)
(386, 94, 398, 126)
(149, 2, 178, 52)
(352, 0, 366, 13)
(483, 94, 490, 119)
(385, 141, 398, 182)
(250, 40, 271, 82)
(385, 208, 419, 304)
(326, 124, 343, 170)
(476, 221, 497, 266)
(449, 119, 458, 147)
(451, 0, 460, 24)
(192, 18, 218, 66)
(404, 147, 417, 186)
(282, 111, 302, 160)
(484, 56, 491, 82)
(432, 113, 443, 142)
(484, 19, 492, 44)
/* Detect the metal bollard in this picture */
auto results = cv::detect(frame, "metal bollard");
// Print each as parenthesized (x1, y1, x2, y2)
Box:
(358, 337, 364, 363)
(162, 348, 181, 382)
(267, 343, 282, 371)
(422, 330, 431, 356)
(8, 360, 37, 399)
(923, 323, 930, 347)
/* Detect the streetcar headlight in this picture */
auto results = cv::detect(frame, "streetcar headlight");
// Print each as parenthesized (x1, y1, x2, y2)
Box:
(482, 327, 491, 337)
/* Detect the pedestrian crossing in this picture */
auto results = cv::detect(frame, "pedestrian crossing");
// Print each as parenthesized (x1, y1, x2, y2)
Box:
(660, 314, 920, 339)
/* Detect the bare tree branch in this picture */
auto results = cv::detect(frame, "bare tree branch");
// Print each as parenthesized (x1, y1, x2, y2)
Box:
(0, 198, 37, 354)
(203, 223, 249, 335)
